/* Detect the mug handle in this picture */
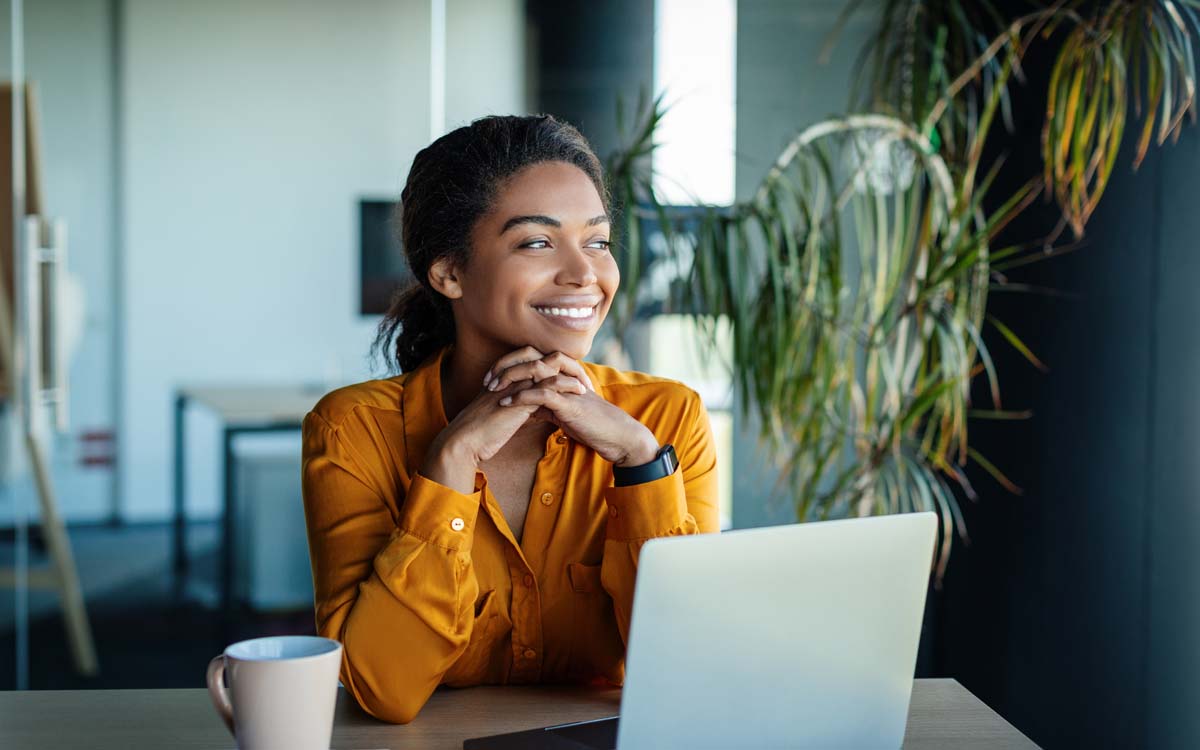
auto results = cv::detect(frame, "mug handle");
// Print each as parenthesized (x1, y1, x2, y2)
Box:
(206, 655, 235, 735)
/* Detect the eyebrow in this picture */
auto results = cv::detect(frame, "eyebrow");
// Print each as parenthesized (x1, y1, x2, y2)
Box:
(499, 214, 610, 236)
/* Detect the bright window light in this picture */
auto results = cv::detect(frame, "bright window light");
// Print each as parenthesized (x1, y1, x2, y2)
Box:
(653, 0, 736, 206)
(645, 314, 734, 530)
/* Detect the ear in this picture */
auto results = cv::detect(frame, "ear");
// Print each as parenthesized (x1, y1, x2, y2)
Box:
(427, 257, 464, 300)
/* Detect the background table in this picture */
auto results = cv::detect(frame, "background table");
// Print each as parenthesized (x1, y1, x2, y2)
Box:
(0, 679, 1038, 748)
(172, 383, 324, 616)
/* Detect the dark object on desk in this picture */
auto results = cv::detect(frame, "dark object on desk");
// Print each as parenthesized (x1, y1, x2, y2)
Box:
(360, 198, 412, 315)
(464, 715, 618, 749)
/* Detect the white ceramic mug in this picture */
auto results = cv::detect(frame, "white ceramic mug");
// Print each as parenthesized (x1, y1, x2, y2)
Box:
(207, 635, 343, 750)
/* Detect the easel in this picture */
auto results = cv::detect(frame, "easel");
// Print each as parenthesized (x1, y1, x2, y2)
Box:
(0, 81, 98, 676)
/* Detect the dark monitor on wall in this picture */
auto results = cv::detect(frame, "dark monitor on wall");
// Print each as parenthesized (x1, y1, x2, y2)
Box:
(359, 198, 413, 315)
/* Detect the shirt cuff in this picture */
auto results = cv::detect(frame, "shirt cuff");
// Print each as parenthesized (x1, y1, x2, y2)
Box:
(602, 468, 689, 541)
(398, 472, 486, 553)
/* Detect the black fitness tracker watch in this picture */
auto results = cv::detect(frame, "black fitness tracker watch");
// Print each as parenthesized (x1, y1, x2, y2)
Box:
(612, 444, 678, 487)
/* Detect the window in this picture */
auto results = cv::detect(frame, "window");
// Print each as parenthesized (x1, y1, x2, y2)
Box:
(652, 0, 736, 206)
(642, 315, 733, 530)
(648, 0, 737, 528)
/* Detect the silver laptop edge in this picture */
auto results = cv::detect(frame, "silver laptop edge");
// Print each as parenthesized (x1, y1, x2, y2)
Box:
(615, 512, 937, 750)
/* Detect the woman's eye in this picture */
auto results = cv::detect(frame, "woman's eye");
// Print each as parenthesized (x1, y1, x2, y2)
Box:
(520, 239, 610, 251)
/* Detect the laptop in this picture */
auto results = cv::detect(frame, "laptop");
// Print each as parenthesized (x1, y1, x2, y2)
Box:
(464, 512, 937, 749)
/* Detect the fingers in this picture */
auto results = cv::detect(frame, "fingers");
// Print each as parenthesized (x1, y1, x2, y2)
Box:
(489, 358, 556, 392)
(541, 374, 588, 395)
(497, 375, 586, 405)
(482, 346, 543, 389)
(488, 376, 536, 398)
(542, 351, 595, 392)
(499, 385, 575, 413)
(486, 350, 595, 393)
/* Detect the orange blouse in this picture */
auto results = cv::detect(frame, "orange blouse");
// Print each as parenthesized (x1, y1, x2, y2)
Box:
(300, 344, 719, 723)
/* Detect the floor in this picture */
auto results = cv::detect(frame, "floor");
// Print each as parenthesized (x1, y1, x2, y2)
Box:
(0, 521, 315, 690)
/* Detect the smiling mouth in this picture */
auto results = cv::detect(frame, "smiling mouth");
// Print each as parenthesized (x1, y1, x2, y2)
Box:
(530, 304, 601, 331)
(531, 305, 597, 319)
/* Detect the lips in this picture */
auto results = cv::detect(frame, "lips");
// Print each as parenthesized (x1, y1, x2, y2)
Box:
(531, 304, 597, 318)
(529, 294, 603, 309)
(531, 303, 599, 331)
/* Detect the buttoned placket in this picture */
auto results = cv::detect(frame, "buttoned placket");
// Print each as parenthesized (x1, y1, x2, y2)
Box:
(479, 427, 571, 683)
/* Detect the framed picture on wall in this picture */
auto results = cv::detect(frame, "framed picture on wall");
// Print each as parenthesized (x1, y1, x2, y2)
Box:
(359, 198, 413, 315)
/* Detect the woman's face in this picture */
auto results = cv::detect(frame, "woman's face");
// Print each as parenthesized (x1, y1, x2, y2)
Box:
(447, 160, 619, 361)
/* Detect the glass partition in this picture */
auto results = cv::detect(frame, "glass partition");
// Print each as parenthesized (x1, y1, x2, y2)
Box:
(3, 0, 113, 689)
(0, 0, 25, 691)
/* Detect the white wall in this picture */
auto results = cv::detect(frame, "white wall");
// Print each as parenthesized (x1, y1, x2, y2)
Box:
(445, 0, 527, 128)
(120, 0, 525, 521)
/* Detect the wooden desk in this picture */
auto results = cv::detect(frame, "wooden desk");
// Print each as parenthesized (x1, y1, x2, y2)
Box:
(0, 679, 1037, 748)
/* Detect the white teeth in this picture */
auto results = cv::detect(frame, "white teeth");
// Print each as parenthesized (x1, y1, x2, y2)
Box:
(535, 305, 594, 319)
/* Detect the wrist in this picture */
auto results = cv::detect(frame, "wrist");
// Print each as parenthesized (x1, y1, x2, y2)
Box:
(615, 432, 660, 468)
(421, 433, 480, 495)
(441, 432, 482, 469)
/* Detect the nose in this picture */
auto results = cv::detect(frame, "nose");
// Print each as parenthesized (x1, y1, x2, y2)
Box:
(555, 243, 599, 287)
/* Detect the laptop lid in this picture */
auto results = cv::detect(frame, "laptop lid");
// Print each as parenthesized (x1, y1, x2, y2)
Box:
(616, 512, 936, 749)
(464, 512, 937, 750)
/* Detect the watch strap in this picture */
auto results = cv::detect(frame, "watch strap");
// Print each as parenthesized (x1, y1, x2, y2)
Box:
(612, 444, 678, 487)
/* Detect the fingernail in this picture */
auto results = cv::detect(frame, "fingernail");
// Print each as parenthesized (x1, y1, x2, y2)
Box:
(483, 372, 492, 387)
(489, 380, 499, 391)
(499, 396, 512, 406)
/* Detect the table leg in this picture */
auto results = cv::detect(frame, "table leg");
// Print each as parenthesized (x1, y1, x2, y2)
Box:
(222, 427, 236, 617)
(172, 392, 187, 594)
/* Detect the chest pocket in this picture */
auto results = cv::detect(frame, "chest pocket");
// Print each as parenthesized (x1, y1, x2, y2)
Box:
(442, 588, 513, 687)
(565, 562, 626, 683)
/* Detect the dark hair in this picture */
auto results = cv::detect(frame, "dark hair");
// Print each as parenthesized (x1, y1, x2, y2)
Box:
(370, 114, 611, 374)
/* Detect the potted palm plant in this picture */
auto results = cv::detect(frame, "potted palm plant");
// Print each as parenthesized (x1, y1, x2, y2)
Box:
(601, 0, 1200, 579)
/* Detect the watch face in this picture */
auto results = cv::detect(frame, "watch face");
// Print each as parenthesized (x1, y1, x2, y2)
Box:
(662, 444, 678, 472)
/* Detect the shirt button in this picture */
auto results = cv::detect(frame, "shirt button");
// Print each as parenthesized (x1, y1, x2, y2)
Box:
(523, 574, 534, 588)
(540, 491, 554, 506)
(524, 648, 537, 659)
(609, 506, 619, 519)
(555, 435, 567, 444)
(450, 517, 465, 531)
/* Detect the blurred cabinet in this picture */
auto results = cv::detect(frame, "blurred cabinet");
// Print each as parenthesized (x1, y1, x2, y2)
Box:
(232, 437, 312, 611)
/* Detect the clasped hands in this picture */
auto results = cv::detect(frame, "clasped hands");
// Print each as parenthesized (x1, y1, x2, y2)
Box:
(483, 347, 659, 466)
(422, 347, 660, 495)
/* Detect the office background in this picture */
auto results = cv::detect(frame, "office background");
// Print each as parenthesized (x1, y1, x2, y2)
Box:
(0, 1, 1197, 748)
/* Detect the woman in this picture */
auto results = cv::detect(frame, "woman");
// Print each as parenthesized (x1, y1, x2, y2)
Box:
(301, 114, 719, 724)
